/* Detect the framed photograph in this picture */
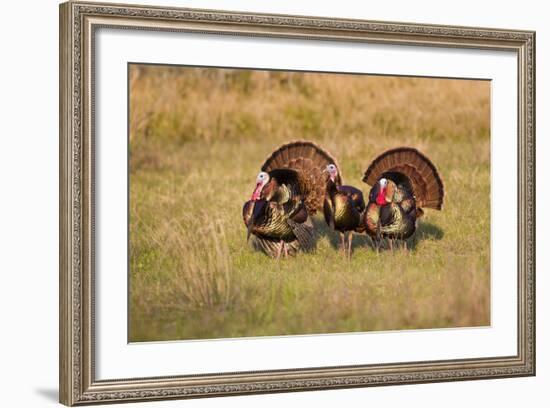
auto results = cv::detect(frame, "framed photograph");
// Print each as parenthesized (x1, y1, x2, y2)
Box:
(59, 1, 535, 405)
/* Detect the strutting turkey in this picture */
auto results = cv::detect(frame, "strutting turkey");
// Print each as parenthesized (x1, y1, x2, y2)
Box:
(243, 141, 339, 259)
(362, 147, 444, 250)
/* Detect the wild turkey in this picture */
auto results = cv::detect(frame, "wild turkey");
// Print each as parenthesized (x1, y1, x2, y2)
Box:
(323, 164, 366, 257)
(362, 147, 444, 249)
(243, 141, 338, 258)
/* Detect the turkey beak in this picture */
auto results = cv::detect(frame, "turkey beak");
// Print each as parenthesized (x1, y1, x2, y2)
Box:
(323, 168, 336, 182)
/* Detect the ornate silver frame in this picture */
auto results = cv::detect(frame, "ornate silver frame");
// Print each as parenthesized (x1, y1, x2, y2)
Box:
(59, 1, 536, 405)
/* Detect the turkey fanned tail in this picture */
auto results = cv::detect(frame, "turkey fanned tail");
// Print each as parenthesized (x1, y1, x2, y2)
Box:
(363, 147, 444, 210)
(261, 140, 340, 214)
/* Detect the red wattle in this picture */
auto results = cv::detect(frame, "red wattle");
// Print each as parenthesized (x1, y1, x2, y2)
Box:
(251, 183, 262, 201)
(376, 188, 387, 206)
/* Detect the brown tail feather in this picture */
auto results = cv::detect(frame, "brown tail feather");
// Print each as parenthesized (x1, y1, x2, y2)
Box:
(262, 141, 341, 213)
(363, 147, 444, 210)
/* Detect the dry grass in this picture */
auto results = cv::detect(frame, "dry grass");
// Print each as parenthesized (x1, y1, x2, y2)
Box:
(128, 64, 491, 342)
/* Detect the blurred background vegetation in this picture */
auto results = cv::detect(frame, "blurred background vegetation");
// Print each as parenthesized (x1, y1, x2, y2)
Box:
(129, 64, 490, 342)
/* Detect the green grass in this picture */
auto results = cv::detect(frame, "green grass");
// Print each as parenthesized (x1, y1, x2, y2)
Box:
(128, 66, 490, 342)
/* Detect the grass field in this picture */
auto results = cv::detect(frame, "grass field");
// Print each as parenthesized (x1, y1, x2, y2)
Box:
(128, 65, 491, 342)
